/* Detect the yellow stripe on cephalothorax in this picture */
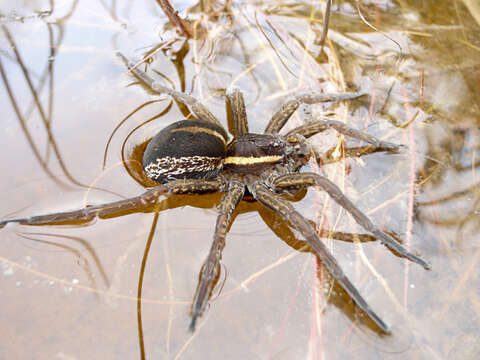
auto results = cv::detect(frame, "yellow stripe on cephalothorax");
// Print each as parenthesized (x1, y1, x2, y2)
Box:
(224, 155, 283, 166)
(171, 126, 227, 145)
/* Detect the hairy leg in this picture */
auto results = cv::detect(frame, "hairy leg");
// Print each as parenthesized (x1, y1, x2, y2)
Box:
(227, 87, 249, 136)
(189, 180, 245, 331)
(249, 181, 391, 333)
(117, 52, 222, 127)
(316, 145, 403, 166)
(273, 173, 431, 270)
(0, 180, 222, 228)
(286, 119, 404, 152)
(264, 91, 365, 134)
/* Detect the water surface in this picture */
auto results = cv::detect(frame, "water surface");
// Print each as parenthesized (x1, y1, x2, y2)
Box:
(1, 1, 479, 359)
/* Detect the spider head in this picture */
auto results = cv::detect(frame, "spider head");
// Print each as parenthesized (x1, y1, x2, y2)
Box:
(286, 133, 312, 170)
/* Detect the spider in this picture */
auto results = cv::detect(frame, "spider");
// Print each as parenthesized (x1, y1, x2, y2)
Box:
(1, 53, 430, 334)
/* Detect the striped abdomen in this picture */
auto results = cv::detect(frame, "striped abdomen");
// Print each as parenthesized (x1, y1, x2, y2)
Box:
(143, 119, 228, 183)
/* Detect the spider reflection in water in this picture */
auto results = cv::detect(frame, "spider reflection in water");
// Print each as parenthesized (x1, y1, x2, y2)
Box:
(0, 53, 431, 334)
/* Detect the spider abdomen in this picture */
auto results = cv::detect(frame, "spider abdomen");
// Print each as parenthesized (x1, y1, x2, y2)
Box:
(143, 119, 228, 183)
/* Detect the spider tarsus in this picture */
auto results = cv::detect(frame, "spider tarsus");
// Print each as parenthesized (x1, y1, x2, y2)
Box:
(295, 91, 366, 104)
(225, 84, 241, 95)
(0, 218, 27, 228)
(372, 230, 431, 270)
(189, 314, 198, 332)
(378, 142, 407, 153)
(368, 311, 391, 334)
(116, 52, 133, 70)
(414, 256, 431, 270)
(405, 251, 431, 270)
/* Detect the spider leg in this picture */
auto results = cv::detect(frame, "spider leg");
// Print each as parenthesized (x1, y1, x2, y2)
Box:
(190, 180, 244, 331)
(116, 52, 222, 127)
(286, 119, 404, 152)
(273, 173, 431, 270)
(226, 87, 249, 136)
(248, 182, 391, 333)
(0, 180, 222, 228)
(264, 91, 365, 134)
(264, 99, 299, 134)
(318, 145, 401, 166)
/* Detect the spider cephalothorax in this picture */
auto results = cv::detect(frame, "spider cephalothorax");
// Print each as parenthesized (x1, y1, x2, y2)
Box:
(0, 53, 431, 334)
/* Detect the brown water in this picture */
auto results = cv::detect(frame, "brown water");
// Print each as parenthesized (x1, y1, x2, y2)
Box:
(1, 1, 479, 359)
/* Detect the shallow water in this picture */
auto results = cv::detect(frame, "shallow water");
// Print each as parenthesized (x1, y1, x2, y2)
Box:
(1, 1, 479, 359)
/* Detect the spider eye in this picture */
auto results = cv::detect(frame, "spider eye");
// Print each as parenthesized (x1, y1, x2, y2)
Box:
(293, 142, 311, 161)
(294, 144, 305, 154)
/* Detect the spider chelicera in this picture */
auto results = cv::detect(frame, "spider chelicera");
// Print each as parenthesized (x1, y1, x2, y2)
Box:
(1, 53, 430, 334)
